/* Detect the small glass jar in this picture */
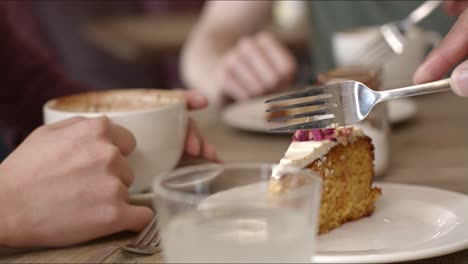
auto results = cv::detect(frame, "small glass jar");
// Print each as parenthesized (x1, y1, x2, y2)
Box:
(317, 66, 390, 177)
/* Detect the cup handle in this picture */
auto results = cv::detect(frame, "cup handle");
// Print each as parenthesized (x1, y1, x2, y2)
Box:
(423, 31, 442, 52)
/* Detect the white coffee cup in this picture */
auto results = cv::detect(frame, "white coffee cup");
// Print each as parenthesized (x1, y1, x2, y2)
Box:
(332, 26, 442, 88)
(43, 89, 188, 193)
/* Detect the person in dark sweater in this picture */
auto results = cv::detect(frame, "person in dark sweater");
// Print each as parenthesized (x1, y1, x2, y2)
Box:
(0, 5, 218, 247)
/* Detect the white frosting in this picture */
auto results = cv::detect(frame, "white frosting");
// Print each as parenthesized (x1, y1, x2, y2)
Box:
(272, 140, 337, 178)
(272, 126, 367, 179)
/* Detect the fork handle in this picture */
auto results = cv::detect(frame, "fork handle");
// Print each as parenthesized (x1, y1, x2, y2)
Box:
(378, 78, 452, 102)
(404, 0, 442, 26)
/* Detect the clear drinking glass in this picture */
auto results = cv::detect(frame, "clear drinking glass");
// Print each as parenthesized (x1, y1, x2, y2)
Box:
(153, 163, 322, 263)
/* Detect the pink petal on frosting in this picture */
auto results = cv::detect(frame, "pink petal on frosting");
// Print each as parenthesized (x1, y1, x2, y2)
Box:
(311, 129, 323, 140)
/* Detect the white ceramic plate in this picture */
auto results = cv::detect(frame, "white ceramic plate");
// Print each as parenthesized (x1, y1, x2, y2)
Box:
(132, 183, 468, 263)
(222, 96, 417, 133)
(222, 96, 275, 133)
(313, 182, 468, 263)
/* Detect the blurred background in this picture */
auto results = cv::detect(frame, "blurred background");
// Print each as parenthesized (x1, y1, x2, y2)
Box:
(3, 0, 205, 89)
(0, 0, 455, 159)
(2, 0, 317, 89)
(0, 0, 315, 158)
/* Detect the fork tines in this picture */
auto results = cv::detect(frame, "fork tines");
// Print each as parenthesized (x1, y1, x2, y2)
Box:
(121, 214, 161, 255)
(265, 98, 330, 113)
(269, 118, 334, 132)
(268, 108, 331, 123)
(265, 86, 337, 132)
(264, 86, 327, 103)
(360, 23, 407, 66)
(359, 36, 395, 66)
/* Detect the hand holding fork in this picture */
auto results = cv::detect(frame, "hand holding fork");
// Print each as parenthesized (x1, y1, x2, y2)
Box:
(266, 78, 453, 132)
(360, 0, 442, 66)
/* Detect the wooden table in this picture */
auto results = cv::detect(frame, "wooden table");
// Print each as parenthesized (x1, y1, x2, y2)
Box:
(82, 13, 310, 61)
(1, 92, 467, 263)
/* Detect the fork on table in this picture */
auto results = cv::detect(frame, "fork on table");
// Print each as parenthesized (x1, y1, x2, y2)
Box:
(83, 215, 160, 263)
(265, 78, 452, 132)
(360, 0, 442, 66)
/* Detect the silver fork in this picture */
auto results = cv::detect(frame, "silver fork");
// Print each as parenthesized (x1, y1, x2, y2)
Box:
(265, 78, 452, 132)
(83, 215, 160, 263)
(359, 0, 442, 66)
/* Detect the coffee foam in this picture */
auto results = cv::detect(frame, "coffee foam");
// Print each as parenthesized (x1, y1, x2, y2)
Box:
(49, 89, 184, 113)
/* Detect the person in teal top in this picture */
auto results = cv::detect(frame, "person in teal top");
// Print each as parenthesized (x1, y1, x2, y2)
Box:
(181, 1, 464, 105)
(308, 1, 455, 72)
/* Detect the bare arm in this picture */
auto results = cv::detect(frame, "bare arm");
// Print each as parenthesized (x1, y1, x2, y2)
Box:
(181, 1, 296, 105)
(182, 1, 272, 104)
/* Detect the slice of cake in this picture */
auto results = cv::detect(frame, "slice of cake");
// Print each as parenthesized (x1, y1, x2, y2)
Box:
(270, 127, 381, 234)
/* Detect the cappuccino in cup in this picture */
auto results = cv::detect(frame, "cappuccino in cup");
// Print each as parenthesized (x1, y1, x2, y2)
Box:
(44, 89, 188, 193)
(48, 89, 179, 112)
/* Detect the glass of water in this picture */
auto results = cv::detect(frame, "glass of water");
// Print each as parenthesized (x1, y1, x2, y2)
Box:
(153, 163, 322, 263)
